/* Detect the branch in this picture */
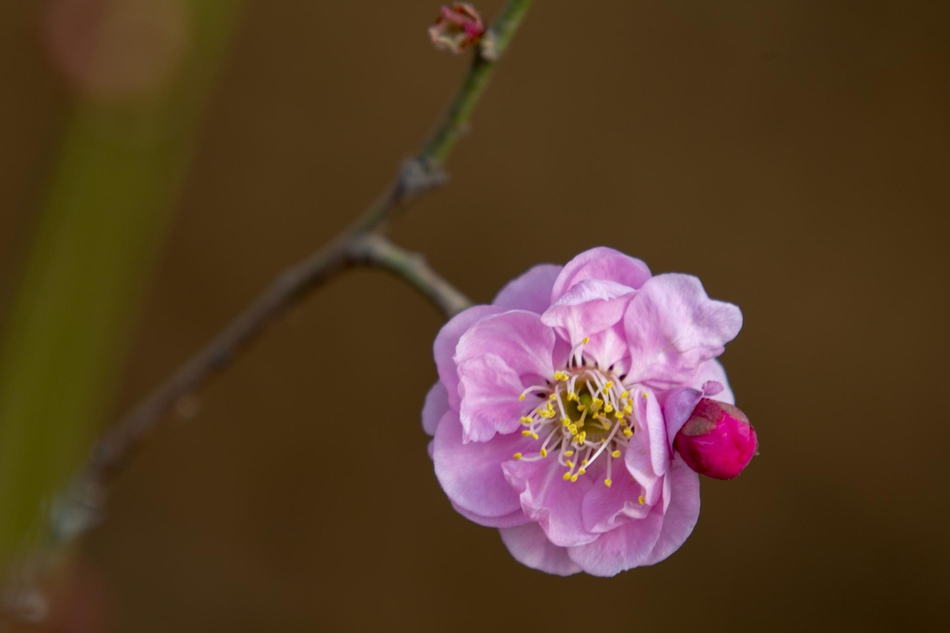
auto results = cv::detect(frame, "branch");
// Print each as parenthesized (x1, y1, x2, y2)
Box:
(349, 234, 473, 319)
(83, 0, 532, 491)
(1, 3, 534, 615)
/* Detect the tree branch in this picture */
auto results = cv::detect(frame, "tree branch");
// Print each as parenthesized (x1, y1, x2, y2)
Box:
(349, 234, 473, 319)
(1, 3, 534, 615)
(82, 0, 533, 493)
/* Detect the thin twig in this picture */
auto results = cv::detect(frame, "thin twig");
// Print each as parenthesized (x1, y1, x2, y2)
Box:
(84, 0, 532, 490)
(1, 2, 535, 612)
(349, 234, 473, 319)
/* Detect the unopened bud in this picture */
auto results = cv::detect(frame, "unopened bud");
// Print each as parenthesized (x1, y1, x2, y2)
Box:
(674, 398, 757, 480)
(428, 3, 485, 54)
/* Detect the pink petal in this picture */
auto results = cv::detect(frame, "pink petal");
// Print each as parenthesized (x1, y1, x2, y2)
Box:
(542, 279, 634, 340)
(581, 457, 650, 534)
(541, 279, 635, 365)
(492, 264, 562, 313)
(624, 274, 742, 388)
(566, 509, 664, 577)
(623, 389, 665, 506)
(433, 411, 528, 520)
(434, 305, 504, 410)
(457, 354, 531, 442)
(503, 458, 598, 548)
(639, 386, 670, 477)
(692, 359, 735, 405)
(452, 503, 530, 529)
(551, 246, 652, 302)
(499, 522, 582, 576)
(642, 454, 701, 565)
(455, 310, 556, 380)
(455, 311, 558, 442)
(422, 382, 449, 437)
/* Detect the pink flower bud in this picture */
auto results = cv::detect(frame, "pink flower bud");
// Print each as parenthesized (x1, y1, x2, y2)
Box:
(428, 3, 485, 54)
(674, 398, 757, 480)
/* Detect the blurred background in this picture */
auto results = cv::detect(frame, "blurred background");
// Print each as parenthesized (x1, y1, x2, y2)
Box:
(1, 0, 948, 631)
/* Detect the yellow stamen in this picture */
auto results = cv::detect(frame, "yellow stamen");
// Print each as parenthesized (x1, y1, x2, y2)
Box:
(563, 472, 572, 481)
(638, 495, 645, 505)
(604, 479, 613, 487)
(570, 474, 579, 482)
(519, 394, 526, 401)
(513, 453, 523, 460)
(540, 448, 548, 458)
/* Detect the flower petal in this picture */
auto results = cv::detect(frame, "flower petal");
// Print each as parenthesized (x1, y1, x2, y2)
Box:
(581, 457, 650, 534)
(434, 305, 505, 410)
(566, 509, 664, 577)
(455, 310, 556, 380)
(623, 388, 666, 505)
(500, 522, 582, 576)
(433, 411, 527, 519)
(551, 247, 652, 302)
(453, 503, 530, 529)
(624, 274, 742, 388)
(455, 311, 558, 442)
(457, 354, 531, 441)
(493, 264, 562, 314)
(503, 458, 598, 548)
(640, 387, 670, 477)
(692, 359, 735, 405)
(542, 279, 634, 341)
(422, 382, 449, 437)
(642, 454, 701, 566)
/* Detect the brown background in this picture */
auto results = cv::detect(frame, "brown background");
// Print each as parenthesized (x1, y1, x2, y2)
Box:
(2, 0, 949, 631)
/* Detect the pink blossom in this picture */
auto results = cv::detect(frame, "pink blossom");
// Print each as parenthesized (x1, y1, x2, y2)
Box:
(674, 398, 757, 480)
(428, 4, 485, 54)
(423, 247, 744, 576)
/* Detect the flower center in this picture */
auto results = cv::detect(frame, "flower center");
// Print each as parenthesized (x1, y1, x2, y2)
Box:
(514, 341, 640, 488)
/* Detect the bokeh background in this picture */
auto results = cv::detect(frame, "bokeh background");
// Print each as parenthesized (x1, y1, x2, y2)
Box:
(2, 0, 949, 631)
